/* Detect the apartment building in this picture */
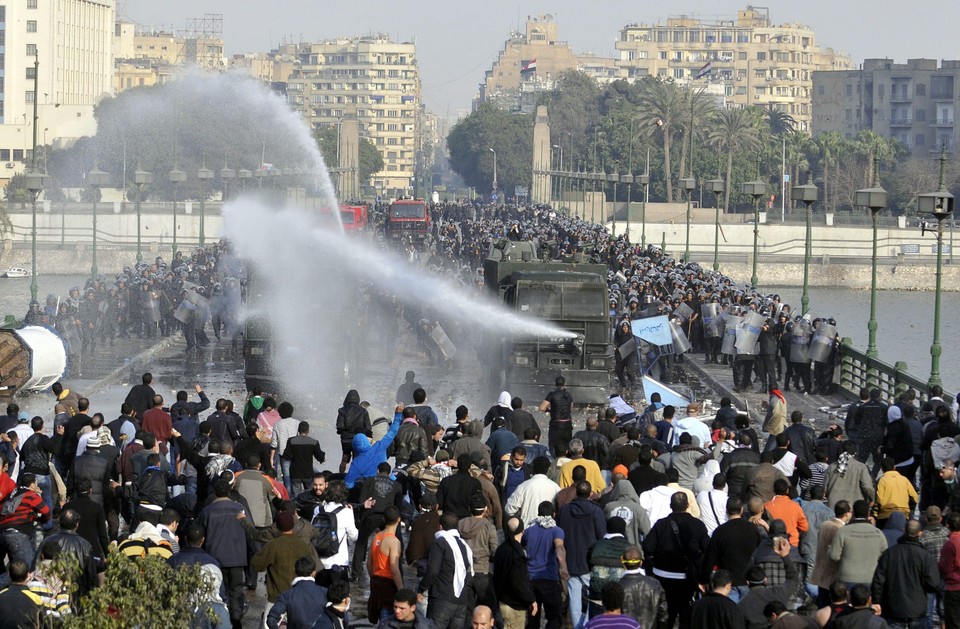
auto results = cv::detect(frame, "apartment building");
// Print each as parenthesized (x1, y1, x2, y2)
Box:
(812, 58, 960, 154)
(615, 6, 851, 130)
(282, 35, 422, 194)
(479, 14, 624, 112)
(0, 0, 114, 173)
(113, 16, 225, 94)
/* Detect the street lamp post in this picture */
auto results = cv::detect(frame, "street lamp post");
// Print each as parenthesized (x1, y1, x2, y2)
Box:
(917, 146, 955, 389)
(793, 179, 819, 316)
(621, 173, 634, 241)
(237, 168, 252, 193)
(608, 172, 619, 236)
(680, 176, 696, 262)
(637, 173, 650, 248)
(198, 166, 213, 247)
(854, 158, 888, 358)
(86, 168, 110, 280)
(168, 168, 187, 256)
(24, 171, 47, 302)
(133, 168, 153, 262)
(741, 179, 767, 287)
(220, 166, 236, 203)
(488, 148, 497, 198)
(552, 144, 563, 204)
(706, 178, 725, 271)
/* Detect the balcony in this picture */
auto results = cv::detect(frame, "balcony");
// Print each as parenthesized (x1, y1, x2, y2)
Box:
(889, 93, 912, 103)
(888, 118, 913, 127)
(934, 118, 955, 127)
(931, 91, 954, 101)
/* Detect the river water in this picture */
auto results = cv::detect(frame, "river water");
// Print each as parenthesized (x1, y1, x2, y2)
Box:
(1, 274, 956, 394)
(772, 286, 960, 393)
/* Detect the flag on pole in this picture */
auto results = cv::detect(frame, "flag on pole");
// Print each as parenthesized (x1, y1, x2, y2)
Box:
(696, 61, 712, 79)
(521, 59, 538, 74)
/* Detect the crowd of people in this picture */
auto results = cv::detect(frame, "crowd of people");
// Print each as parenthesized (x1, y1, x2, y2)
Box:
(21, 244, 244, 368)
(0, 201, 956, 629)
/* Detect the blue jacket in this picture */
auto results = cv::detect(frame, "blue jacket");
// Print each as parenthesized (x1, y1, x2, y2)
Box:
(345, 412, 403, 488)
(168, 547, 227, 602)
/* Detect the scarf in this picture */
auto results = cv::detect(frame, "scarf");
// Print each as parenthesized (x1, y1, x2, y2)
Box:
(435, 529, 473, 597)
(532, 515, 557, 529)
(771, 389, 786, 405)
(836, 452, 851, 477)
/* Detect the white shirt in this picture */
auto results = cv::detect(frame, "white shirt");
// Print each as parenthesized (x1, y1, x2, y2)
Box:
(639, 485, 675, 527)
(674, 417, 713, 449)
(319, 501, 358, 570)
(504, 474, 562, 526)
(696, 488, 729, 535)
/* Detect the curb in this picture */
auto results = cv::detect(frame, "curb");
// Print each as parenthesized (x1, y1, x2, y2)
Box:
(86, 336, 179, 395)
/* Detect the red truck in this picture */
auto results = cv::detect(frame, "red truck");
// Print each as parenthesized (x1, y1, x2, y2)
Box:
(385, 198, 431, 240)
(339, 204, 368, 231)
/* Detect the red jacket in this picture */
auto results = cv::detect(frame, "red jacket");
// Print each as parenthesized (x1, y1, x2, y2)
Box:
(0, 487, 51, 533)
(141, 408, 173, 454)
(939, 531, 960, 591)
(0, 472, 15, 502)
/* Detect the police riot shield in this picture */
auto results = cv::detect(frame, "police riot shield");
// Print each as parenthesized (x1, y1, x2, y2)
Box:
(669, 319, 692, 355)
(428, 323, 457, 360)
(809, 322, 838, 363)
(735, 311, 765, 356)
(58, 321, 81, 354)
(141, 291, 161, 323)
(673, 302, 694, 324)
(184, 290, 209, 309)
(790, 320, 812, 363)
(701, 303, 723, 338)
(173, 301, 194, 324)
(721, 315, 742, 355)
(618, 337, 637, 359)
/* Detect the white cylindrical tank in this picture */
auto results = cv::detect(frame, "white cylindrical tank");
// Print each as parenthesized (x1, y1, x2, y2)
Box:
(1, 326, 67, 392)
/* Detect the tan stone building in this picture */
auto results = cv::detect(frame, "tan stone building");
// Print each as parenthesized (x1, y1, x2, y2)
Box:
(282, 35, 423, 194)
(113, 17, 225, 94)
(615, 6, 851, 131)
(813, 58, 960, 155)
(479, 14, 623, 112)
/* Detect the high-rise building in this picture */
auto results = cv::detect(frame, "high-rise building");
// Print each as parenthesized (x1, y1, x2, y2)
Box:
(0, 0, 114, 173)
(615, 6, 851, 131)
(812, 58, 960, 155)
(282, 35, 423, 194)
(479, 14, 623, 112)
(113, 15, 225, 94)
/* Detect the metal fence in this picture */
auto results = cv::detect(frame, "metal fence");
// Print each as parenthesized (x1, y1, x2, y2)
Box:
(838, 337, 955, 405)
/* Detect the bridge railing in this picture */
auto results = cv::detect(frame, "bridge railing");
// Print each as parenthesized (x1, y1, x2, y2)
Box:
(838, 337, 955, 406)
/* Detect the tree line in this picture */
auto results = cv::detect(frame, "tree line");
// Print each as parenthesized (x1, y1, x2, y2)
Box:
(447, 70, 960, 215)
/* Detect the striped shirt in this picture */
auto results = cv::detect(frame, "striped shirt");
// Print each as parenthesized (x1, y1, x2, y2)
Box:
(585, 614, 641, 629)
(0, 488, 51, 533)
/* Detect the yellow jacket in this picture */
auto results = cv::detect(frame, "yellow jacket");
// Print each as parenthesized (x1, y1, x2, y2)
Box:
(559, 457, 606, 492)
(875, 469, 917, 519)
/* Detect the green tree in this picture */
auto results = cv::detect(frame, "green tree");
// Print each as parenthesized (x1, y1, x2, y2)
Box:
(312, 126, 384, 185)
(707, 107, 762, 212)
(447, 103, 533, 196)
(539, 71, 602, 170)
(63, 554, 215, 629)
(815, 131, 844, 213)
(4, 173, 32, 208)
(636, 78, 685, 202)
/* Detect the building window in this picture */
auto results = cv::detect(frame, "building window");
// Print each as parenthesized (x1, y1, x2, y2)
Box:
(25, 91, 34, 103)
(673, 51, 683, 61)
(756, 52, 766, 61)
(845, 84, 852, 97)
(915, 108, 925, 121)
(738, 52, 747, 60)
(916, 134, 926, 147)
(916, 83, 926, 96)
(26, 20, 37, 33)
(27, 0, 38, 8)
(26, 44, 37, 56)
(25, 67, 35, 80)
(13, 149, 23, 161)
(0, 149, 8, 161)
(658, 51, 667, 60)
(673, 68, 684, 79)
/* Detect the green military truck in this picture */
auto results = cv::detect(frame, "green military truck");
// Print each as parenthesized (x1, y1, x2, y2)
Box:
(483, 240, 612, 405)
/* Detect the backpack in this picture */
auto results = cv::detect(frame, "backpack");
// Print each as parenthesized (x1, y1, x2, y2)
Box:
(311, 505, 345, 557)
(0, 488, 29, 516)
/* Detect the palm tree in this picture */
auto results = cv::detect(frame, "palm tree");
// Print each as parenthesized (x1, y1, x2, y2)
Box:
(815, 131, 843, 213)
(707, 107, 762, 212)
(784, 130, 813, 207)
(764, 109, 797, 137)
(675, 87, 717, 185)
(636, 78, 685, 202)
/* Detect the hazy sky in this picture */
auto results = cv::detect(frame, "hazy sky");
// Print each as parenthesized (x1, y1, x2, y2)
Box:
(124, 0, 960, 115)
